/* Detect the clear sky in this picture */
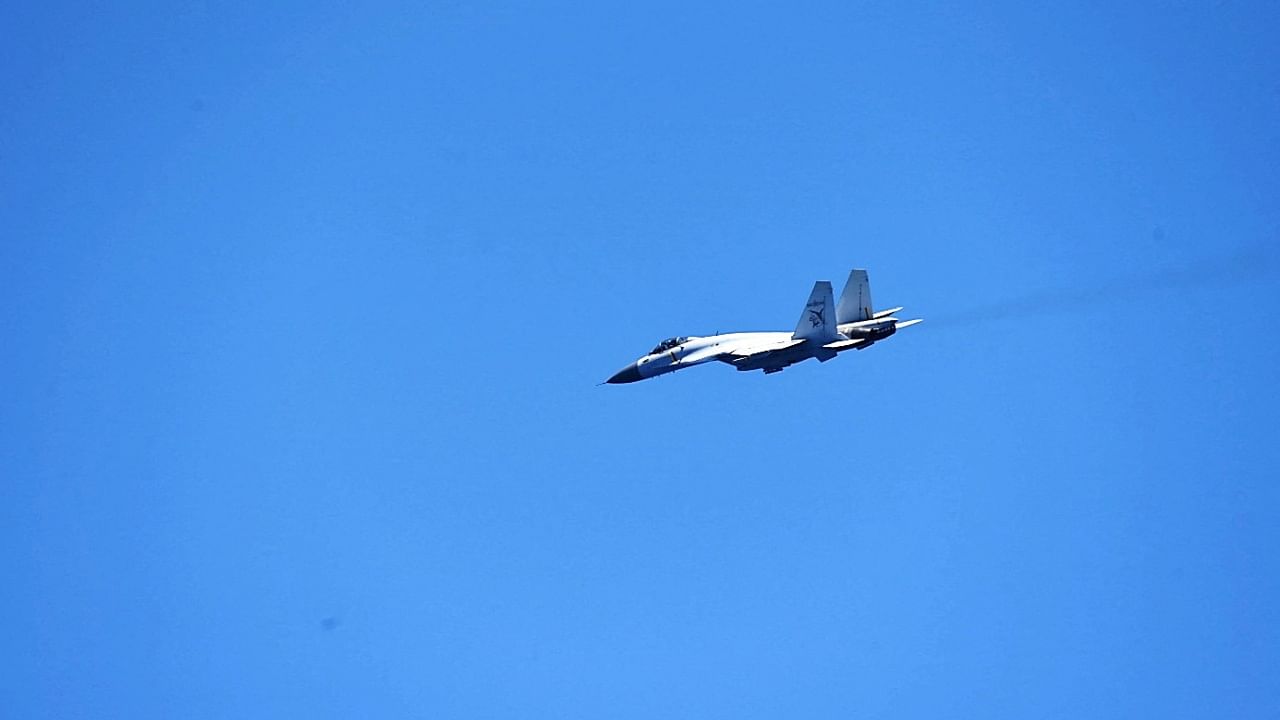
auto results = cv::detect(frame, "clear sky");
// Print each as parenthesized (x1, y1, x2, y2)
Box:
(3, 2, 1279, 717)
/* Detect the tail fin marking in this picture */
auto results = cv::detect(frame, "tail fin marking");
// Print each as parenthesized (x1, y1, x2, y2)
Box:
(793, 281, 840, 341)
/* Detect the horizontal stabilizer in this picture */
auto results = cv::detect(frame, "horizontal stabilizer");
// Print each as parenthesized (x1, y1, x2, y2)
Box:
(873, 306, 903, 319)
(896, 318, 923, 329)
(822, 338, 865, 351)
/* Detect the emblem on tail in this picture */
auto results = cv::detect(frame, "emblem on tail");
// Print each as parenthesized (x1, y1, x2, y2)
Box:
(808, 304, 825, 327)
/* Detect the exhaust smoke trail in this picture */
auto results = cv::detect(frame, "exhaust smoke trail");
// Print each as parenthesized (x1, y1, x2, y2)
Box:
(926, 244, 1276, 329)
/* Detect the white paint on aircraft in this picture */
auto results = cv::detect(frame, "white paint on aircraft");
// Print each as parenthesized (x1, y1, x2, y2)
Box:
(606, 268, 922, 383)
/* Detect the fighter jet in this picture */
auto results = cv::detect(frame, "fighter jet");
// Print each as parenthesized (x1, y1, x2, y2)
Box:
(606, 269, 921, 384)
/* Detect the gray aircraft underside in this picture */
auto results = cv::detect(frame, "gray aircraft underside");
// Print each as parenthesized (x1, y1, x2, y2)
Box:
(606, 269, 922, 384)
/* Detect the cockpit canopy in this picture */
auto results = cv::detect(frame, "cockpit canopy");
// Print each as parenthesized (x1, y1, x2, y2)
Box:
(649, 336, 688, 355)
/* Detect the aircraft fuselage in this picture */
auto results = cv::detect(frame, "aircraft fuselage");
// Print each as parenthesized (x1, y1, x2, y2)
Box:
(605, 269, 921, 384)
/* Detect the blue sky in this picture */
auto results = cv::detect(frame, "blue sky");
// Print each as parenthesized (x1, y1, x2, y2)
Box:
(3, 2, 1278, 717)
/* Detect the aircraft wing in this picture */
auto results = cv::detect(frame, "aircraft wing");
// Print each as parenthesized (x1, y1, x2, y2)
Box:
(707, 336, 805, 364)
(722, 339, 805, 358)
(726, 335, 866, 357)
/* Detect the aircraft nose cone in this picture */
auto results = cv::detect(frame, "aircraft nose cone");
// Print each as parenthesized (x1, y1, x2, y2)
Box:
(606, 362, 643, 384)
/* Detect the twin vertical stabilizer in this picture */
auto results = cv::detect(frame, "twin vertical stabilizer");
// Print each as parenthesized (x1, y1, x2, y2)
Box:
(792, 281, 840, 341)
(836, 269, 873, 324)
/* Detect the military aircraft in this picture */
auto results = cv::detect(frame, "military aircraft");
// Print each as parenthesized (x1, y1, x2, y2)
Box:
(606, 269, 921, 383)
